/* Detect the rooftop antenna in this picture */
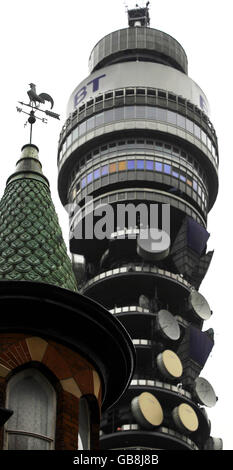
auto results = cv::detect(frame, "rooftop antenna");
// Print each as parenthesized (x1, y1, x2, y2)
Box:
(17, 83, 60, 144)
(127, 1, 150, 27)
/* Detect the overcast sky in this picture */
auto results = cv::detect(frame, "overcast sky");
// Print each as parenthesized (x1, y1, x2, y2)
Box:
(0, 0, 232, 450)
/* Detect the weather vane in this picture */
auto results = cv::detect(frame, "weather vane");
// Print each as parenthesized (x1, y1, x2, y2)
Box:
(17, 83, 60, 144)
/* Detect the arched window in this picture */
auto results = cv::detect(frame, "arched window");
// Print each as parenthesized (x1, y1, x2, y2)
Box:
(4, 368, 56, 450)
(78, 396, 91, 450)
(78, 395, 100, 450)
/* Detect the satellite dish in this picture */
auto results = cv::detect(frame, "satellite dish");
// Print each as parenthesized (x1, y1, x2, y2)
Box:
(137, 228, 170, 261)
(157, 309, 181, 341)
(189, 290, 212, 320)
(204, 437, 223, 450)
(172, 403, 199, 433)
(131, 392, 163, 429)
(156, 350, 183, 379)
(194, 377, 217, 408)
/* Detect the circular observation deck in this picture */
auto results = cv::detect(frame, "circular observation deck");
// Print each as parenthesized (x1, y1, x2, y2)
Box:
(88, 27, 188, 74)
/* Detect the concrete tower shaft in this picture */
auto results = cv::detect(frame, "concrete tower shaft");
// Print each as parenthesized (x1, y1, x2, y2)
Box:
(57, 11, 221, 451)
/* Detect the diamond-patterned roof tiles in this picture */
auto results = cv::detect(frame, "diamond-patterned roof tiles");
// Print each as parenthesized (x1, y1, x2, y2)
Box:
(0, 146, 77, 292)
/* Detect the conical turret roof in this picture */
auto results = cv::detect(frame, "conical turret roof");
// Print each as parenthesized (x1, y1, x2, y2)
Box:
(0, 144, 77, 292)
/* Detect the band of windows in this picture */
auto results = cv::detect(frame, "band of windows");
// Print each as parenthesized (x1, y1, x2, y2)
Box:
(69, 139, 208, 188)
(59, 105, 218, 169)
(70, 157, 207, 213)
(59, 87, 218, 155)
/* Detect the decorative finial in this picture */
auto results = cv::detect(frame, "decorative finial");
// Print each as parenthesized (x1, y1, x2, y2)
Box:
(17, 83, 60, 144)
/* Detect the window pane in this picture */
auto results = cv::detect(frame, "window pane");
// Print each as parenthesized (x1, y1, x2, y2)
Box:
(87, 117, 95, 131)
(81, 177, 86, 188)
(79, 121, 86, 136)
(201, 129, 206, 144)
(94, 169, 101, 179)
(136, 106, 145, 118)
(177, 114, 186, 129)
(109, 163, 116, 173)
(186, 119, 193, 133)
(167, 111, 176, 125)
(8, 434, 49, 451)
(157, 108, 166, 121)
(67, 133, 72, 148)
(96, 113, 104, 126)
(155, 162, 162, 172)
(146, 160, 153, 170)
(207, 136, 212, 151)
(180, 174, 186, 182)
(105, 109, 114, 123)
(101, 165, 108, 176)
(128, 160, 135, 170)
(164, 164, 171, 174)
(194, 124, 201, 139)
(73, 126, 79, 140)
(136, 160, 144, 169)
(119, 161, 127, 171)
(6, 369, 55, 450)
(78, 397, 90, 450)
(87, 173, 93, 184)
(147, 107, 156, 119)
(125, 106, 135, 119)
(115, 107, 124, 120)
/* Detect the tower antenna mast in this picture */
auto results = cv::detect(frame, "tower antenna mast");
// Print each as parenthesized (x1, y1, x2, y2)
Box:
(127, 1, 150, 27)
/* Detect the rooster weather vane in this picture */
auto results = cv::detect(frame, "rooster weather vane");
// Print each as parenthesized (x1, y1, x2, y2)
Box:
(17, 83, 60, 144)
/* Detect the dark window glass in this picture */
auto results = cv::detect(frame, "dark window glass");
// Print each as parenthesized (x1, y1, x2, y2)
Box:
(115, 90, 124, 96)
(155, 141, 163, 149)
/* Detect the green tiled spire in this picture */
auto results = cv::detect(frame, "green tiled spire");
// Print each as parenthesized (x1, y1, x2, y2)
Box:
(0, 144, 77, 292)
